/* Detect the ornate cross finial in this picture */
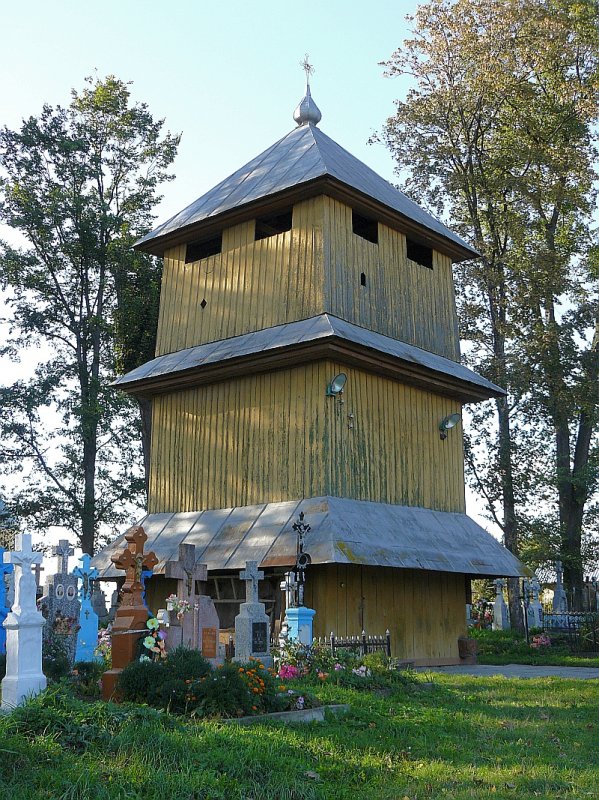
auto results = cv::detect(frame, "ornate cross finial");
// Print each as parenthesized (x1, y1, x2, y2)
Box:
(240, 560, 264, 605)
(53, 539, 74, 574)
(300, 54, 315, 87)
(73, 554, 98, 601)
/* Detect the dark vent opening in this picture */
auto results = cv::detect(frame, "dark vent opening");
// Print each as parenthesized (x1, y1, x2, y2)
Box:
(406, 238, 433, 269)
(185, 234, 222, 263)
(255, 210, 292, 241)
(360, 272, 367, 287)
(352, 211, 378, 244)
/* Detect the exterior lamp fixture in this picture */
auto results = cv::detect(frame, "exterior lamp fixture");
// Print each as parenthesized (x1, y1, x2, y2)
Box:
(326, 373, 347, 397)
(439, 413, 461, 440)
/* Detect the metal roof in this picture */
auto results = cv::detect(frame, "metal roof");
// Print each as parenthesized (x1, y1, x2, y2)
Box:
(113, 313, 504, 401)
(91, 496, 526, 580)
(136, 122, 477, 259)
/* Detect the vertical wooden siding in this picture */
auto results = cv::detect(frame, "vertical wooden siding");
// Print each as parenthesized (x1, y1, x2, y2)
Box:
(155, 199, 326, 356)
(305, 564, 466, 661)
(149, 360, 465, 514)
(156, 195, 460, 362)
(322, 196, 460, 361)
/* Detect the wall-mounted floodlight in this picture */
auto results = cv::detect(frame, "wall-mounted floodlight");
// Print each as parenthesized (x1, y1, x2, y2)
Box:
(326, 373, 347, 397)
(439, 413, 461, 440)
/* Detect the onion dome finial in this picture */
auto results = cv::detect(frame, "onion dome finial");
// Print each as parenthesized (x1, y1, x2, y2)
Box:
(293, 54, 322, 126)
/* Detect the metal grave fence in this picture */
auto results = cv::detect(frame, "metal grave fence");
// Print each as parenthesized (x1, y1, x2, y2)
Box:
(314, 630, 392, 658)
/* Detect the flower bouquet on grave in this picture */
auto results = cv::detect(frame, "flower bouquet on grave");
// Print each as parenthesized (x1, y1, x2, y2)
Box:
(165, 594, 194, 621)
(140, 617, 167, 662)
(53, 611, 81, 636)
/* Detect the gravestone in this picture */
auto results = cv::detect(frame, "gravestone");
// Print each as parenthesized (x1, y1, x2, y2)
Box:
(162, 543, 221, 663)
(1, 534, 46, 710)
(38, 539, 80, 666)
(492, 579, 510, 630)
(91, 582, 109, 622)
(164, 543, 206, 651)
(73, 554, 100, 663)
(102, 526, 158, 700)
(234, 561, 272, 667)
(526, 575, 544, 629)
(0, 546, 14, 655)
(552, 560, 568, 613)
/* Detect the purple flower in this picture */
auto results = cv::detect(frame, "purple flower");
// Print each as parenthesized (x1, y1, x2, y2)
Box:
(158, 629, 167, 640)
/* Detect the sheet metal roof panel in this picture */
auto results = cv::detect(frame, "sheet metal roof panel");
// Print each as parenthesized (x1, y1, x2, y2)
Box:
(113, 314, 504, 398)
(92, 497, 526, 579)
(136, 125, 475, 257)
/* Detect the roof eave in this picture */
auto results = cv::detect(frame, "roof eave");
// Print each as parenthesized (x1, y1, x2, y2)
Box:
(135, 174, 479, 263)
(113, 336, 505, 404)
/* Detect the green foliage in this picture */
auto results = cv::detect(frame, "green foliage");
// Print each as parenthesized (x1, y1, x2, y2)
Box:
(2, 673, 599, 798)
(71, 660, 104, 698)
(42, 632, 70, 683)
(0, 75, 179, 553)
(380, 0, 599, 599)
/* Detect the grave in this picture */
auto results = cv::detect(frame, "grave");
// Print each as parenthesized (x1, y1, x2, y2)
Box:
(38, 539, 80, 666)
(73, 554, 100, 662)
(1, 534, 46, 710)
(552, 560, 568, 613)
(91, 582, 109, 622)
(234, 561, 272, 667)
(492, 578, 510, 630)
(162, 543, 221, 663)
(102, 526, 158, 700)
(526, 575, 544, 629)
(0, 546, 13, 655)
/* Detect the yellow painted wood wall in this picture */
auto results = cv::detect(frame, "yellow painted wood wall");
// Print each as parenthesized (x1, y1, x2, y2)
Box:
(304, 564, 466, 662)
(322, 197, 460, 361)
(155, 196, 460, 362)
(149, 360, 465, 514)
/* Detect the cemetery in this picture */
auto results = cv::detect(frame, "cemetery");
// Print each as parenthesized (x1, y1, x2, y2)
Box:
(0, 5, 598, 795)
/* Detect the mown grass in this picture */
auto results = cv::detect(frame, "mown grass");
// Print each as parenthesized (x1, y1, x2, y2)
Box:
(1, 673, 598, 800)
(471, 628, 599, 667)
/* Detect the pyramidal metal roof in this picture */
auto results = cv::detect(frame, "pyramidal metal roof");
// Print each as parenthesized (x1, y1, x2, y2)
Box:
(136, 121, 477, 260)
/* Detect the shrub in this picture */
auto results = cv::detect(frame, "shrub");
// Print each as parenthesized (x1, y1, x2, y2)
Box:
(117, 658, 168, 705)
(194, 663, 255, 717)
(71, 660, 104, 698)
(42, 632, 70, 682)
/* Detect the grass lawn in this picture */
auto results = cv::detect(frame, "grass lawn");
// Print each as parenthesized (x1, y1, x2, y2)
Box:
(1, 673, 598, 800)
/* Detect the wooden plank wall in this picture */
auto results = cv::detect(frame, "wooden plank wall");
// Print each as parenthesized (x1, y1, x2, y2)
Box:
(149, 360, 465, 514)
(155, 199, 325, 356)
(155, 195, 460, 362)
(322, 196, 460, 362)
(305, 564, 466, 662)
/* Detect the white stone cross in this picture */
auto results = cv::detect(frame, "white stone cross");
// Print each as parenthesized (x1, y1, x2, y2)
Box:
(4, 533, 43, 616)
(53, 539, 74, 574)
(240, 561, 264, 605)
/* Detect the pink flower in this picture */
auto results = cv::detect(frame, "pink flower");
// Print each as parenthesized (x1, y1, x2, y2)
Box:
(278, 664, 299, 680)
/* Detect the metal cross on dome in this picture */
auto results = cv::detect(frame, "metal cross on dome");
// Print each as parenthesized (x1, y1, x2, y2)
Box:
(300, 54, 315, 86)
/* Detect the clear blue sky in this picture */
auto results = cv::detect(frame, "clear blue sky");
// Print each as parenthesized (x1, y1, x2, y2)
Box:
(1, 0, 418, 230)
(0, 0, 495, 538)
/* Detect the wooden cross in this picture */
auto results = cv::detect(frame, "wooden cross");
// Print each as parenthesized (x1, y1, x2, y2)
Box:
(165, 543, 207, 603)
(52, 539, 74, 574)
(73, 554, 98, 601)
(111, 526, 158, 607)
(240, 561, 264, 604)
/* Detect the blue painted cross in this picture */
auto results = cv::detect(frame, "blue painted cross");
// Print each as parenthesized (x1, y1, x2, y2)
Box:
(73, 554, 100, 662)
(0, 546, 14, 655)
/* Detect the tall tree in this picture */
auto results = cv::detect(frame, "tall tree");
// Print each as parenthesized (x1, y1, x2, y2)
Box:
(0, 75, 179, 554)
(380, 0, 598, 612)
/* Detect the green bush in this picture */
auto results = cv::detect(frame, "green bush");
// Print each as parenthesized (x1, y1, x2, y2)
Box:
(71, 660, 104, 698)
(42, 632, 70, 682)
(117, 658, 168, 705)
